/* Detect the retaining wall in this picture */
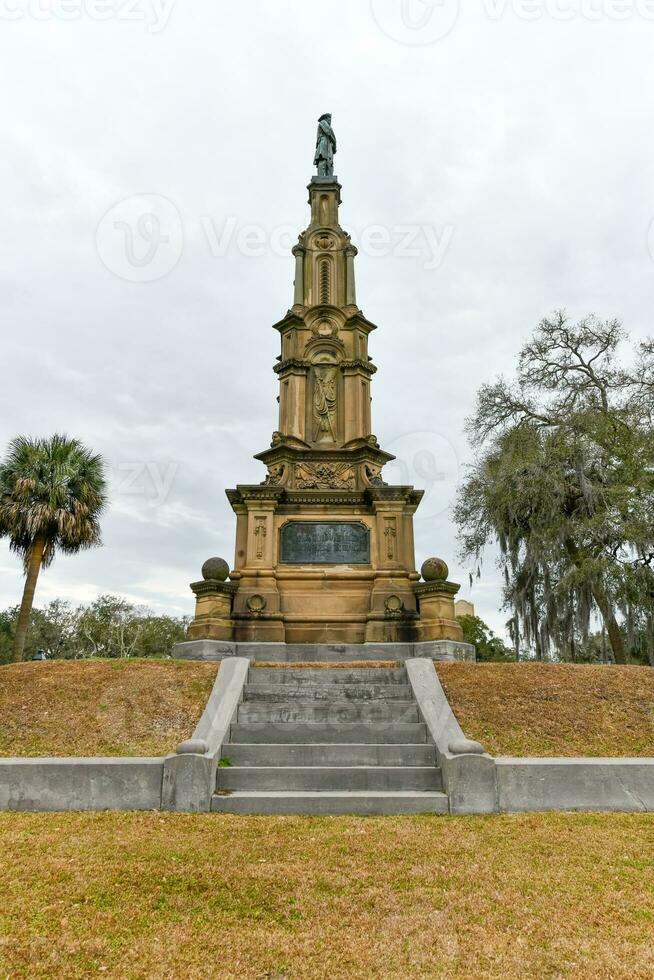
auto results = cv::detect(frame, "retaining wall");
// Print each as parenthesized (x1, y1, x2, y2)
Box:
(496, 758, 654, 813)
(406, 658, 654, 816)
(0, 758, 163, 812)
(1, 658, 652, 814)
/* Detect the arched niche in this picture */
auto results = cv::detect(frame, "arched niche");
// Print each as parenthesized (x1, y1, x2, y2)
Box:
(306, 346, 342, 446)
(313, 253, 334, 306)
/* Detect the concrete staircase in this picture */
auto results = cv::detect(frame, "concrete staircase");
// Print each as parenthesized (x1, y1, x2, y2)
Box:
(212, 665, 448, 815)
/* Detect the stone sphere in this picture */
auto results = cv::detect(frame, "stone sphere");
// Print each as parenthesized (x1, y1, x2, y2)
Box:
(201, 557, 230, 582)
(421, 557, 449, 582)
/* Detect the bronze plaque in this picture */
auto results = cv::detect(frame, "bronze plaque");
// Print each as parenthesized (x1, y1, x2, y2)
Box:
(280, 521, 370, 564)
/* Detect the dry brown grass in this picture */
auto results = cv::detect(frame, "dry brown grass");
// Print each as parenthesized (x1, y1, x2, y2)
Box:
(0, 659, 219, 758)
(0, 811, 652, 979)
(436, 662, 654, 757)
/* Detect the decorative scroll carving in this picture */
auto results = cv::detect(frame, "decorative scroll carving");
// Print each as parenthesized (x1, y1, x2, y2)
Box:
(295, 462, 356, 491)
(263, 464, 288, 487)
(312, 365, 338, 443)
(362, 463, 387, 488)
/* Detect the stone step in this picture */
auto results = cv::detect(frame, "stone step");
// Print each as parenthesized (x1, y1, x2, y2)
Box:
(224, 743, 437, 767)
(211, 790, 449, 815)
(249, 668, 407, 686)
(216, 766, 442, 792)
(243, 684, 414, 702)
(236, 702, 420, 724)
(229, 722, 429, 744)
(240, 642, 408, 662)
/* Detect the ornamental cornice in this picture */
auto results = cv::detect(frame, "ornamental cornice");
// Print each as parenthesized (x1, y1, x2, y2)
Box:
(413, 580, 461, 598)
(274, 358, 311, 375)
(282, 490, 368, 506)
(226, 485, 285, 506)
(190, 580, 238, 598)
(341, 359, 378, 375)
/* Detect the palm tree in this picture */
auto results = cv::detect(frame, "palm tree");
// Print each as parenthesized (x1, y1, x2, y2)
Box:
(0, 435, 107, 662)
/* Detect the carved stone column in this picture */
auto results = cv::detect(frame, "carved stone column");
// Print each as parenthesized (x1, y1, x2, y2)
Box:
(292, 244, 305, 306)
(277, 362, 309, 441)
(365, 490, 421, 643)
(229, 489, 285, 642)
(345, 243, 358, 306)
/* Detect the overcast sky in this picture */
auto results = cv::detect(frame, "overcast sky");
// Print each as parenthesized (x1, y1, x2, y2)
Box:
(1, 0, 653, 636)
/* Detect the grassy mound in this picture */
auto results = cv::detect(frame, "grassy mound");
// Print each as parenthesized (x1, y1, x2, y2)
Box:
(0, 812, 652, 978)
(436, 662, 654, 757)
(0, 659, 219, 758)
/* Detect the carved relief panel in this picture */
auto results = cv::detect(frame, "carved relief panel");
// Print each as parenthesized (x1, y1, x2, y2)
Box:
(312, 362, 338, 444)
(254, 516, 268, 560)
(383, 517, 398, 561)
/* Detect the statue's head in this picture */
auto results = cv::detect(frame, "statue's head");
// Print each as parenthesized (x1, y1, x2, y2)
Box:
(319, 113, 332, 123)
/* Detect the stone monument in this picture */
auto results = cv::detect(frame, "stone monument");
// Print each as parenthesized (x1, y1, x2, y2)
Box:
(183, 116, 469, 653)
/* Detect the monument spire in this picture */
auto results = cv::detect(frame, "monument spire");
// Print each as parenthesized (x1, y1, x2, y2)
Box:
(182, 118, 467, 652)
(291, 113, 356, 310)
(257, 116, 387, 478)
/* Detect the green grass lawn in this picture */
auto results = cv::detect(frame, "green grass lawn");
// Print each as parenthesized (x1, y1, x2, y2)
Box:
(0, 812, 653, 979)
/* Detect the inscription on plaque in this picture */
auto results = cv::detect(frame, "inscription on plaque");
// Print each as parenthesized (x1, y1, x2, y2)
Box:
(280, 521, 370, 564)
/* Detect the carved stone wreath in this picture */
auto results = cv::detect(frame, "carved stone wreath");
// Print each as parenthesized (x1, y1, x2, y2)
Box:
(246, 594, 267, 615)
(310, 317, 338, 339)
(384, 595, 405, 618)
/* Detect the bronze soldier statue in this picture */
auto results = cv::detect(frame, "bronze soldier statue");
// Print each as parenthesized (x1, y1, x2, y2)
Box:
(314, 113, 337, 177)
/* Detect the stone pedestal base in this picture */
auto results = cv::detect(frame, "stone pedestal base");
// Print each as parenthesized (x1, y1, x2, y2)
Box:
(172, 639, 476, 663)
(414, 580, 464, 644)
(186, 580, 237, 642)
